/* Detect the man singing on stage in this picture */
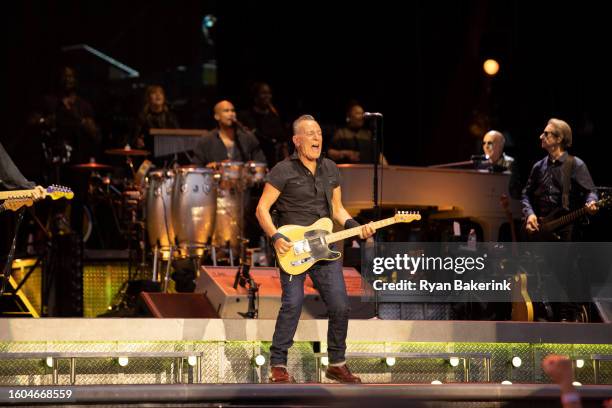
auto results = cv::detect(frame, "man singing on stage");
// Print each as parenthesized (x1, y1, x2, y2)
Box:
(256, 114, 375, 383)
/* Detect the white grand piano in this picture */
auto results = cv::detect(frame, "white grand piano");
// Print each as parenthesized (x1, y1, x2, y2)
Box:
(338, 164, 522, 241)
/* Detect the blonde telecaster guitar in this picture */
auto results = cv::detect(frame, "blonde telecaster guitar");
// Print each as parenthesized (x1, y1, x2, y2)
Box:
(275, 211, 421, 275)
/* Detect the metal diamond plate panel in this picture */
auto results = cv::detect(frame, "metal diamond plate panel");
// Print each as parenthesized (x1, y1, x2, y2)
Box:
(533, 343, 574, 383)
(454, 343, 512, 383)
(192, 342, 221, 383)
(2, 340, 612, 385)
(287, 342, 316, 383)
(574, 344, 612, 385)
(220, 342, 258, 383)
(83, 263, 130, 318)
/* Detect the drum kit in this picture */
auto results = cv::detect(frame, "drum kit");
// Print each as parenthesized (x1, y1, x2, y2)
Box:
(71, 146, 268, 286)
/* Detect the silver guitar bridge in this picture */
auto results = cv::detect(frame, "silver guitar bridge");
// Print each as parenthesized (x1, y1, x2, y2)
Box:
(290, 256, 314, 267)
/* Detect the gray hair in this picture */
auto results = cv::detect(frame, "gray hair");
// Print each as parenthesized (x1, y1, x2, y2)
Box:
(292, 114, 316, 135)
(548, 118, 573, 149)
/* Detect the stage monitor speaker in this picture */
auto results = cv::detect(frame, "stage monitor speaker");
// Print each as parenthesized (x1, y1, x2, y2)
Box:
(139, 292, 218, 318)
(195, 265, 374, 319)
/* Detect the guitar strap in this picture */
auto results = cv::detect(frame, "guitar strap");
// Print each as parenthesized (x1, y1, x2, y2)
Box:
(561, 155, 575, 211)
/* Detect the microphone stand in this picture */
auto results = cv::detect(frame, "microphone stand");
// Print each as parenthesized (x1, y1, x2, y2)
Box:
(366, 115, 383, 318)
(233, 238, 259, 319)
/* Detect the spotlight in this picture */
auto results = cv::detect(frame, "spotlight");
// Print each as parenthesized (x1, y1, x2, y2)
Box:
(45, 357, 54, 368)
(511, 356, 522, 368)
(202, 14, 217, 29)
(575, 359, 585, 369)
(187, 356, 198, 367)
(572, 381, 582, 387)
(449, 357, 460, 367)
(385, 357, 396, 367)
(483, 59, 500, 76)
(320, 357, 329, 366)
(431, 380, 442, 385)
(254, 354, 266, 367)
(501, 380, 513, 385)
(117, 357, 129, 367)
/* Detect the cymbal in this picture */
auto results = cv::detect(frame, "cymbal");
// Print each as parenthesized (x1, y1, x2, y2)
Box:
(105, 147, 150, 156)
(72, 162, 113, 170)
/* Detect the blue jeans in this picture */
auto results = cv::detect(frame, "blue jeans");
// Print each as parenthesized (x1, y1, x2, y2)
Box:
(270, 259, 350, 366)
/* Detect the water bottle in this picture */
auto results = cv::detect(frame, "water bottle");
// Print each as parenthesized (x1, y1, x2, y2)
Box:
(467, 228, 477, 251)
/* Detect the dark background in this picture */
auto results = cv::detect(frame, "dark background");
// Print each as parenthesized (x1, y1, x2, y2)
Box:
(3, 0, 611, 187)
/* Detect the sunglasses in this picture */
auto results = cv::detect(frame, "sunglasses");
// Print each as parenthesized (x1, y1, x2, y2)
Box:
(542, 131, 557, 138)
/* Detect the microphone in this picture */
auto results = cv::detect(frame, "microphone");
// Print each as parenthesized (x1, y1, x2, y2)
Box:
(470, 154, 490, 162)
(363, 112, 383, 118)
(232, 118, 247, 131)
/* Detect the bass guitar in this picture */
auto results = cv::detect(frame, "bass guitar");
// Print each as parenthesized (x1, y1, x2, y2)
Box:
(528, 196, 610, 241)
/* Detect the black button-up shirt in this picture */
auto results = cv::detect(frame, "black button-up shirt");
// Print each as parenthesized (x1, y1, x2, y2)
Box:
(265, 152, 341, 227)
(521, 152, 597, 218)
(193, 128, 267, 166)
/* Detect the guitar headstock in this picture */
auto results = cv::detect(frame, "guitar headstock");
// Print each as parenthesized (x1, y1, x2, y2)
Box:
(394, 210, 421, 223)
(2, 198, 34, 211)
(597, 195, 612, 210)
(45, 185, 74, 200)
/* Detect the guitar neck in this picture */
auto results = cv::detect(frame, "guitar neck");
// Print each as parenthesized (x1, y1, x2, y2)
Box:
(325, 217, 398, 244)
(0, 189, 37, 200)
(544, 207, 588, 232)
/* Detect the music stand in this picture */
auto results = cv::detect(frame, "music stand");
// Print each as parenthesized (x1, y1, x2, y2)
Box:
(150, 128, 209, 158)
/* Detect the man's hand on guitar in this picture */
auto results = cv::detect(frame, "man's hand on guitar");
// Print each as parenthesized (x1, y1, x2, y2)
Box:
(585, 200, 598, 215)
(359, 222, 376, 240)
(32, 186, 46, 201)
(272, 233, 293, 256)
(525, 214, 539, 233)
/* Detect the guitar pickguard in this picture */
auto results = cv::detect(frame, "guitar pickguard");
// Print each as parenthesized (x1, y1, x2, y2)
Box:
(303, 229, 339, 261)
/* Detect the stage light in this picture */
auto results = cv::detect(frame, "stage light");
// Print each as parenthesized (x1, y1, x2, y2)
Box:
(511, 356, 522, 368)
(501, 380, 513, 385)
(575, 359, 585, 369)
(449, 357, 460, 367)
(118, 357, 129, 367)
(45, 357, 54, 368)
(254, 354, 266, 366)
(187, 356, 198, 367)
(203, 14, 217, 29)
(431, 380, 442, 385)
(572, 381, 582, 387)
(483, 59, 500, 76)
(385, 357, 396, 367)
(320, 357, 329, 366)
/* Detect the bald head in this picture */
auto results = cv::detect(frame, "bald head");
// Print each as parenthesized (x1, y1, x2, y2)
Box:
(482, 130, 505, 162)
(213, 100, 236, 128)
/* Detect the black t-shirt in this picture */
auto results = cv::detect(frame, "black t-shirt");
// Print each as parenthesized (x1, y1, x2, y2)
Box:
(193, 128, 266, 166)
(265, 153, 341, 227)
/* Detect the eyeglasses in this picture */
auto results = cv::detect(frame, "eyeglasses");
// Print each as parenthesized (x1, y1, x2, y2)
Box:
(482, 141, 494, 146)
(542, 131, 557, 138)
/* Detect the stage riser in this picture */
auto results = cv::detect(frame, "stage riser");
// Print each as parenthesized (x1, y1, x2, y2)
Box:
(1, 341, 611, 386)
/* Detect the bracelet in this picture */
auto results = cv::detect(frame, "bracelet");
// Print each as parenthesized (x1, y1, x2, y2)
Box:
(271, 232, 288, 243)
(344, 218, 361, 230)
(561, 392, 580, 404)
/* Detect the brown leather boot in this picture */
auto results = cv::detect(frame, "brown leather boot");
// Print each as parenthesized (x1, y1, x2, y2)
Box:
(269, 366, 296, 383)
(325, 364, 362, 383)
